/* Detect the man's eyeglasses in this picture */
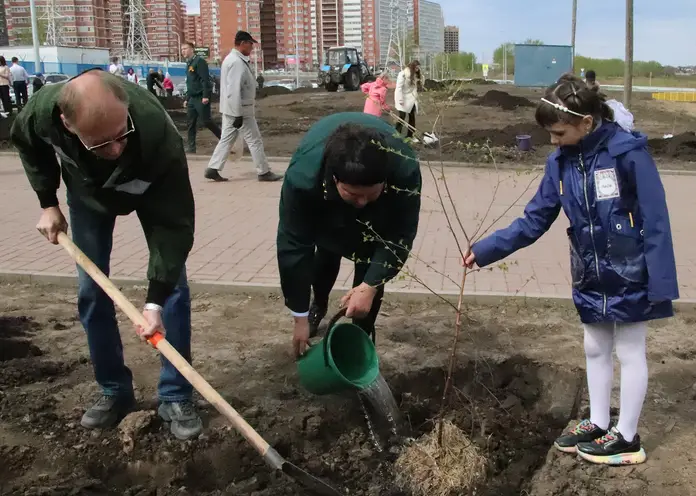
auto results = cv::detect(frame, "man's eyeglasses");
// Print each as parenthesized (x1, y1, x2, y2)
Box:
(79, 113, 135, 151)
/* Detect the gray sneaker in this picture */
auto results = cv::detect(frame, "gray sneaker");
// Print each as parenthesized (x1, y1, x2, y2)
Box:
(158, 401, 203, 441)
(258, 171, 283, 182)
(80, 395, 136, 429)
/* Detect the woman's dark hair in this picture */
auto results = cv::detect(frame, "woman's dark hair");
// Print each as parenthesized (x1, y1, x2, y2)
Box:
(585, 70, 596, 82)
(535, 73, 613, 128)
(323, 123, 389, 186)
(0, 56, 6, 66)
(408, 60, 420, 85)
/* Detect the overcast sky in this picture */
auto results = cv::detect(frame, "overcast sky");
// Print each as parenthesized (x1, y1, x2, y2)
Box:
(184, 0, 695, 66)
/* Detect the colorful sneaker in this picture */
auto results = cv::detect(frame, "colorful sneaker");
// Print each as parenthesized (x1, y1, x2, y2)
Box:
(576, 426, 647, 465)
(554, 419, 608, 453)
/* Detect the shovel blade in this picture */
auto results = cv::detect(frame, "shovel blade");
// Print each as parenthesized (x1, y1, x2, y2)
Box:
(281, 460, 343, 496)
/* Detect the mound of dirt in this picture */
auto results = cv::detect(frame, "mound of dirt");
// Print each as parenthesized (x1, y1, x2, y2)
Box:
(450, 88, 477, 101)
(257, 86, 293, 99)
(424, 79, 446, 91)
(293, 86, 322, 94)
(469, 78, 497, 85)
(473, 90, 535, 111)
(648, 132, 696, 160)
(453, 123, 549, 148)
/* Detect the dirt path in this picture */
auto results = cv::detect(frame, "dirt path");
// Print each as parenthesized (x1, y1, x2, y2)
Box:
(1, 282, 696, 495)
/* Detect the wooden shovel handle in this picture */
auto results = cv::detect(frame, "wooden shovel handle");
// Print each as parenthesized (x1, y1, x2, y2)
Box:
(56, 232, 275, 461)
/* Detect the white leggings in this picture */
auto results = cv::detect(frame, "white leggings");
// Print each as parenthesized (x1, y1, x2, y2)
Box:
(584, 322, 648, 442)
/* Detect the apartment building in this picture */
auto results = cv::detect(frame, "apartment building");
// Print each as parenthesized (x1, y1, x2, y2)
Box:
(312, 0, 342, 66)
(185, 14, 202, 47)
(144, 0, 185, 60)
(360, 0, 378, 67)
(0, 2, 9, 46)
(5, 0, 110, 48)
(444, 24, 457, 53)
(333, 0, 377, 68)
(107, 0, 125, 54)
(374, 0, 444, 66)
(414, 0, 443, 55)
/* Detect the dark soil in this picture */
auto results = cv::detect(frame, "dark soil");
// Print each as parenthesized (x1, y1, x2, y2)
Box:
(472, 90, 536, 111)
(2, 285, 696, 495)
(451, 123, 549, 149)
(257, 86, 293, 99)
(648, 132, 696, 161)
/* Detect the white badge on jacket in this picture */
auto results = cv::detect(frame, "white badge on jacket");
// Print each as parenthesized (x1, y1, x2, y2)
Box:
(594, 168, 621, 200)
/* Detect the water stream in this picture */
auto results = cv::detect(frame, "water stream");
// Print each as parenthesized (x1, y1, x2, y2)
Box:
(357, 373, 408, 452)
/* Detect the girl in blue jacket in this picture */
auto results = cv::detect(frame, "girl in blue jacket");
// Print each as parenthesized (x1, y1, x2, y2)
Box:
(464, 74, 679, 465)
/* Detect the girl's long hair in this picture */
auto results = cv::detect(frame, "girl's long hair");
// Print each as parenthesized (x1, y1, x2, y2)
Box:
(407, 60, 420, 85)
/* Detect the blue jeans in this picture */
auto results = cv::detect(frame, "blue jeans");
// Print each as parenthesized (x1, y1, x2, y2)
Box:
(68, 194, 193, 403)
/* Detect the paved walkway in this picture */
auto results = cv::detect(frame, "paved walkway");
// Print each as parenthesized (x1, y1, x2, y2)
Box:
(1, 154, 694, 300)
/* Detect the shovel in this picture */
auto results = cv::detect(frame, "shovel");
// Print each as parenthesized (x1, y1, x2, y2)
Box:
(56, 232, 342, 496)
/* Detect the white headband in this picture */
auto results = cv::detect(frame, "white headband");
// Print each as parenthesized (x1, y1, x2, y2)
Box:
(540, 98, 589, 118)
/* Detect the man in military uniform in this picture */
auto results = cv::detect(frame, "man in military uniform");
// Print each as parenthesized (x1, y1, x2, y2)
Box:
(181, 42, 221, 154)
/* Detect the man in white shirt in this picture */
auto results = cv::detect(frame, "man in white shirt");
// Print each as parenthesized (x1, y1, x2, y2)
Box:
(204, 30, 281, 182)
(10, 57, 29, 108)
(108, 57, 126, 78)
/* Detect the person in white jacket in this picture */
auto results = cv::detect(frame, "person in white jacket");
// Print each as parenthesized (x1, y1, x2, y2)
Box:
(205, 31, 282, 182)
(394, 60, 422, 141)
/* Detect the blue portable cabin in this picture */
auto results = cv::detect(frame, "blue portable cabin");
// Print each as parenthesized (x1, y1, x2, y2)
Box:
(514, 44, 573, 87)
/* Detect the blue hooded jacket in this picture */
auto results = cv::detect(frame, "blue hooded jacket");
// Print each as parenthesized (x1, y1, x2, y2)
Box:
(472, 121, 679, 324)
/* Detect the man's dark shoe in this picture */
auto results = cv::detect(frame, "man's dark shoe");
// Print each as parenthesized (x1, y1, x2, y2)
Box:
(576, 426, 647, 465)
(258, 171, 283, 182)
(185, 148, 196, 154)
(80, 394, 136, 429)
(204, 168, 228, 182)
(308, 300, 328, 338)
(158, 401, 203, 441)
(554, 419, 608, 453)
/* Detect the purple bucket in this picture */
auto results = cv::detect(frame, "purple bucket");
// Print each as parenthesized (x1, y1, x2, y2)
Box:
(516, 134, 532, 151)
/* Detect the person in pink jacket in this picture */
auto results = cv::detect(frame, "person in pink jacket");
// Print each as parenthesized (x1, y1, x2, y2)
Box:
(361, 73, 390, 117)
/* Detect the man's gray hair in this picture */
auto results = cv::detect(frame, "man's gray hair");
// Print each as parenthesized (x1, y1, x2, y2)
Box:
(58, 70, 130, 123)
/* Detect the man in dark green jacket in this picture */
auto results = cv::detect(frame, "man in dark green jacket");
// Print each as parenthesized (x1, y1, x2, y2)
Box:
(277, 112, 422, 357)
(10, 69, 202, 440)
(181, 41, 221, 153)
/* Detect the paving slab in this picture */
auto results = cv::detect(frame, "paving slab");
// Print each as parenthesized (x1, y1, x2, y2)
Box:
(0, 154, 694, 301)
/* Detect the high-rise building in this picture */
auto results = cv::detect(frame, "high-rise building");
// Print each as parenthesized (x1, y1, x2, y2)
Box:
(360, 0, 378, 67)
(0, 2, 10, 46)
(108, 0, 126, 55)
(413, 0, 443, 55)
(197, 0, 215, 56)
(5, 0, 111, 48)
(313, 0, 376, 68)
(313, 0, 343, 66)
(444, 25, 458, 53)
(185, 14, 202, 47)
(343, 0, 361, 51)
(373, 0, 443, 66)
(145, 0, 185, 60)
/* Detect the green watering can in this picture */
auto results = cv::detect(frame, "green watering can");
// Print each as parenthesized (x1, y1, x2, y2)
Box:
(297, 309, 380, 395)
